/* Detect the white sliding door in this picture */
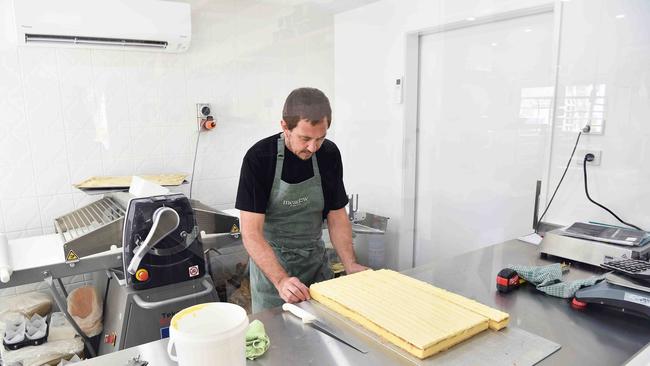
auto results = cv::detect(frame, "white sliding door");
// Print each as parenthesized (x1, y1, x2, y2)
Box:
(414, 12, 554, 265)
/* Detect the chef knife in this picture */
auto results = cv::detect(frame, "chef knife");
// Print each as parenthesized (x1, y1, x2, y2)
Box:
(282, 303, 368, 354)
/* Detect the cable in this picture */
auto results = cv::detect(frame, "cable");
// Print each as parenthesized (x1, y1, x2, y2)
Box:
(582, 155, 642, 231)
(535, 131, 582, 233)
(189, 131, 202, 199)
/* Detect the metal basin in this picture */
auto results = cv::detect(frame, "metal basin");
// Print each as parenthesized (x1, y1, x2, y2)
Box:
(351, 223, 385, 235)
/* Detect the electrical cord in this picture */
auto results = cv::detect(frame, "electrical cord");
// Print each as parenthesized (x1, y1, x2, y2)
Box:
(189, 131, 202, 199)
(582, 154, 643, 231)
(535, 131, 582, 233)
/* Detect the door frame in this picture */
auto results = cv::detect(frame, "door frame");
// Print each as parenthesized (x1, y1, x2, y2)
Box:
(399, 2, 561, 268)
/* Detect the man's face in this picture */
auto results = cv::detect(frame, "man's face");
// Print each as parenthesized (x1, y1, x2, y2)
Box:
(282, 118, 328, 160)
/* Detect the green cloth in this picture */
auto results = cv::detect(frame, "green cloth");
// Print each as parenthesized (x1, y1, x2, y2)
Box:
(246, 320, 270, 360)
(507, 263, 605, 298)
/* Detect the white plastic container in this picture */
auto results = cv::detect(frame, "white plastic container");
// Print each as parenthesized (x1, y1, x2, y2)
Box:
(167, 302, 248, 366)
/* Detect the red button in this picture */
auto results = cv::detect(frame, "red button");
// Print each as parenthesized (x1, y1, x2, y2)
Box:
(135, 269, 149, 282)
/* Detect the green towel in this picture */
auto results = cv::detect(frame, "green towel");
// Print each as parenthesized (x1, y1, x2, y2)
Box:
(507, 263, 605, 298)
(246, 319, 270, 360)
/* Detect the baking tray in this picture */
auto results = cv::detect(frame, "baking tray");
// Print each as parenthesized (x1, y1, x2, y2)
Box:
(73, 174, 188, 189)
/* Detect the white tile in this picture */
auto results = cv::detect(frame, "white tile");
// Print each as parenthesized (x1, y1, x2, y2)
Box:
(102, 159, 134, 176)
(72, 192, 102, 209)
(0, 157, 36, 199)
(97, 92, 131, 130)
(160, 126, 193, 156)
(18, 47, 58, 81)
(130, 128, 163, 158)
(61, 91, 97, 131)
(133, 157, 166, 175)
(56, 49, 93, 81)
(0, 85, 26, 132)
(0, 201, 4, 232)
(193, 177, 238, 206)
(90, 49, 126, 68)
(24, 96, 65, 135)
(32, 162, 72, 195)
(164, 155, 193, 175)
(1, 198, 41, 232)
(29, 130, 67, 166)
(69, 160, 103, 185)
(0, 122, 31, 168)
(37, 194, 74, 227)
(4, 228, 43, 240)
(66, 129, 103, 164)
(99, 128, 132, 161)
(0, 49, 21, 88)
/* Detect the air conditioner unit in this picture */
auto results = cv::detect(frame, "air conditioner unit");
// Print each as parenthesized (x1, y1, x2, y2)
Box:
(13, 0, 191, 53)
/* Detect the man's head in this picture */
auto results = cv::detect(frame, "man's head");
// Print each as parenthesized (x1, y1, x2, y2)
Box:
(281, 88, 331, 160)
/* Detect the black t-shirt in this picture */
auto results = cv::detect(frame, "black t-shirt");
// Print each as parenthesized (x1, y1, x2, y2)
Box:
(235, 133, 348, 220)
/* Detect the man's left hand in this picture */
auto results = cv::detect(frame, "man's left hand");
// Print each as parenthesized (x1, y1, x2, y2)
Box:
(345, 262, 369, 274)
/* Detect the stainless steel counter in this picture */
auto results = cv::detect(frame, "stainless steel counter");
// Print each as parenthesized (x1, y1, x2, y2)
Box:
(78, 240, 650, 365)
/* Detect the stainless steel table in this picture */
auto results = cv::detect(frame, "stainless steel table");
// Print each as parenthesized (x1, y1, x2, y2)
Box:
(78, 240, 650, 365)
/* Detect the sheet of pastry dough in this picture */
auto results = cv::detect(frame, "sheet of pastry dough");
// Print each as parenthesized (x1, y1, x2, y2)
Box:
(74, 174, 187, 188)
(310, 269, 509, 359)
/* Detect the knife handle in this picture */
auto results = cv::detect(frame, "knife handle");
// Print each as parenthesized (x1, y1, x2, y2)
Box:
(282, 303, 316, 323)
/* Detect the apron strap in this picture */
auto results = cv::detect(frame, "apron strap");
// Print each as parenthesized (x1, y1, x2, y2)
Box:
(276, 133, 322, 181)
(274, 134, 285, 182)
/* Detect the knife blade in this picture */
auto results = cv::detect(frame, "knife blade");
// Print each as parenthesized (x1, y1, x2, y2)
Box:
(282, 303, 368, 354)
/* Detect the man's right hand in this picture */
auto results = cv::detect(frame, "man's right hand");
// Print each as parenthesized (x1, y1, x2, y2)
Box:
(276, 277, 311, 303)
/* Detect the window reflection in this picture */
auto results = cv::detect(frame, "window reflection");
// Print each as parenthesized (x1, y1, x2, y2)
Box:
(557, 83, 607, 133)
(519, 86, 554, 125)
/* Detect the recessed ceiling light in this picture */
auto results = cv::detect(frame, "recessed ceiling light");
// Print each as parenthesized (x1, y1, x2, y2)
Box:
(524, 28, 532, 32)
(491, 42, 498, 46)
(615, 14, 625, 19)
(466, 17, 476, 21)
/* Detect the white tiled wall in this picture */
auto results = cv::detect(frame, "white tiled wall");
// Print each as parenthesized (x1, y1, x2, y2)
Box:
(0, 0, 335, 239)
(0, 0, 337, 295)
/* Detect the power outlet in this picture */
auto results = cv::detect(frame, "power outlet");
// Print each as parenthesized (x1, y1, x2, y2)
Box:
(575, 149, 602, 166)
(195, 103, 211, 132)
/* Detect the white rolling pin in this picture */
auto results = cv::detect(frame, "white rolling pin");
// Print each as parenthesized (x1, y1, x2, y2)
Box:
(0, 233, 13, 283)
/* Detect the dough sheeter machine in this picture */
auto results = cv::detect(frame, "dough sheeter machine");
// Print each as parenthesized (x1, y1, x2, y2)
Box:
(0, 191, 242, 357)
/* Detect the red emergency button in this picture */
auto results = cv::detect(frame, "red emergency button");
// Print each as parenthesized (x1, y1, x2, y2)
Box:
(135, 268, 149, 282)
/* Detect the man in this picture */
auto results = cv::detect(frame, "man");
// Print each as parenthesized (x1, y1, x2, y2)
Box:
(236, 87, 367, 313)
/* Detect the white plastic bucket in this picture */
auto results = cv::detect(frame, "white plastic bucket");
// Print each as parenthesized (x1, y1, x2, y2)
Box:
(167, 302, 248, 366)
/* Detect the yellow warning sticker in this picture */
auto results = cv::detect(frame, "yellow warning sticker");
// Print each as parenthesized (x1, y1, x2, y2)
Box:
(66, 250, 79, 262)
(230, 224, 240, 234)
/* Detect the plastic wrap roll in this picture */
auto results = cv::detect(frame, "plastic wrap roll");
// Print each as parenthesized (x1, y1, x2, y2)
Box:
(0, 233, 13, 283)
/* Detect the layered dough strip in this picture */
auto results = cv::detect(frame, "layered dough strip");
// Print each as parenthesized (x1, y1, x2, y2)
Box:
(74, 174, 187, 188)
(309, 269, 509, 359)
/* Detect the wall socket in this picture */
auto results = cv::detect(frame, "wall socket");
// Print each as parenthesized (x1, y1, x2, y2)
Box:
(196, 103, 211, 132)
(575, 149, 602, 166)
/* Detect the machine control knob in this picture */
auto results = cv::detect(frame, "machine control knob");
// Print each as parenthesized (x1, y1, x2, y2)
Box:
(135, 268, 149, 282)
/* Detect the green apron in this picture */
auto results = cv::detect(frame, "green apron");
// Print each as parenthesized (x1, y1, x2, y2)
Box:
(249, 134, 333, 313)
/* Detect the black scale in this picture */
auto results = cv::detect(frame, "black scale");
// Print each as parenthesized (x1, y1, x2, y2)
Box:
(122, 193, 205, 290)
(574, 258, 650, 319)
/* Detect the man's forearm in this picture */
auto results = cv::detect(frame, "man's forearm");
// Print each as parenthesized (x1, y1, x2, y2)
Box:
(243, 231, 288, 287)
(327, 209, 359, 269)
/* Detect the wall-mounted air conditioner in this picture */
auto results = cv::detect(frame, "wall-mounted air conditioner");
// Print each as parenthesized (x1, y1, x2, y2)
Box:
(13, 0, 191, 53)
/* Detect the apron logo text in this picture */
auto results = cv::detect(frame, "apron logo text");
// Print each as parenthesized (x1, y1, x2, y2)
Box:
(283, 197, 309, 207)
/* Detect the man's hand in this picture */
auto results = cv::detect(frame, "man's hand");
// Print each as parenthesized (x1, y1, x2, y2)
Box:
(276, 277, 311, 303)
(345, 262, 369, 274)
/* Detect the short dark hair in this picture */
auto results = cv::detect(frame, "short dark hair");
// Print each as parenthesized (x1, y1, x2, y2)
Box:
(282, 87, 332, 130)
